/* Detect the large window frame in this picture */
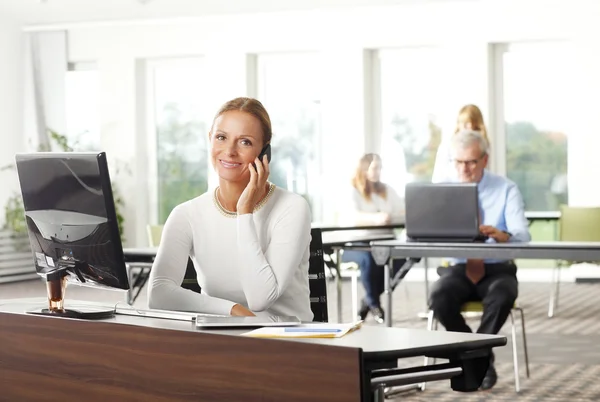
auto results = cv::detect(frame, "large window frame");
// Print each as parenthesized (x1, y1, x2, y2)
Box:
(492, 41, 571, 212)
(255, 52, 324, 222)
(145, 57, 212, 225)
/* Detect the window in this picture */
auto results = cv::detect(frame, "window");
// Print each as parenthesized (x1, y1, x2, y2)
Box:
(497, 42, 570, 211)
(65, 63, 100, 151)
(149, 58, 210, 223)
(256, 53, 323, 221)
(376, 47, 485, 195)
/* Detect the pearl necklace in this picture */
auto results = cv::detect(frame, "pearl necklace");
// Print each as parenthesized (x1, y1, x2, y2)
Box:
(213, 182, 276, 218)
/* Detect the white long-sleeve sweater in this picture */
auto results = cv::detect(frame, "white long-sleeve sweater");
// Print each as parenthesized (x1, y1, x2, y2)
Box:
(147, 186, 313, 321)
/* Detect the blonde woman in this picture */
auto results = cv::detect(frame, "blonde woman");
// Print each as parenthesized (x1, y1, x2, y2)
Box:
(148, 97, 313, 321)
(342, 153, 405, 323)
(432, 104, 490, 183)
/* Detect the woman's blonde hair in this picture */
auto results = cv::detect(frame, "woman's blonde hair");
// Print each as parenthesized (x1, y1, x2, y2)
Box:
(351, 153, 387, 201)
(454, 104, 489, 143)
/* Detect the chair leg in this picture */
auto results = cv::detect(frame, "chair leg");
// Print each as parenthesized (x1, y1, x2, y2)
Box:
(548, 263, 561, 318)
(424, 310, 435, 367)
(510, 311, 520, 392)
(517, 307, 530, 378)
(421, 310, 436, 391)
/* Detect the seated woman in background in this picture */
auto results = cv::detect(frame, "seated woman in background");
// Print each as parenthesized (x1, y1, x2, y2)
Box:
(432, 104, 490, 183)
(148, 97, 313, 321)
(342, 153, 406, 323)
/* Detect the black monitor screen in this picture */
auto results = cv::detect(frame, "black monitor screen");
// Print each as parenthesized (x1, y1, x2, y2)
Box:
(15, 152, 129, 290)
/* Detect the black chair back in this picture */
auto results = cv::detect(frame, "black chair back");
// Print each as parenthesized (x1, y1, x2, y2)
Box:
(309, 228, 329, 322)
(181, 258, 202, 294)
(180, 228, 328, 322)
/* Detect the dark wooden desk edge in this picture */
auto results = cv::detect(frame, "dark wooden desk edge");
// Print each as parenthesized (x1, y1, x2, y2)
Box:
(0, 309, 365, 402)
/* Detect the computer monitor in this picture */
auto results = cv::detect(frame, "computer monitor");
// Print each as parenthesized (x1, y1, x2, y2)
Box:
(15, 152, 129, 319)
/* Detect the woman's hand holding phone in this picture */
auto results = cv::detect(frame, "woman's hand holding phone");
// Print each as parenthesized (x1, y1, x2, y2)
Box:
(237, 154, 270, 215)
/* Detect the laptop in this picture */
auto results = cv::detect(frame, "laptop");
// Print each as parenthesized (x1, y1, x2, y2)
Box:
(405, 182, 488, 243)
(114, 304, 301, 328)
(195, 315, 301, 329)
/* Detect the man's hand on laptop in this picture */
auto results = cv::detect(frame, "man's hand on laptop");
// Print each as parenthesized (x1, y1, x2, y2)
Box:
(479, 225, 511, 243)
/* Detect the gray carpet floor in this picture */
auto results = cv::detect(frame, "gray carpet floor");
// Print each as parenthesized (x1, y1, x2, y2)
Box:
(2, 278, 600, 401)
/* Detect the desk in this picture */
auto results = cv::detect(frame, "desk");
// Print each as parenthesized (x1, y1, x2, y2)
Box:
(525, 211, 561, 241)
(315, 222, 405, 232)
(322, 231, 400, 323)
(0, 298, 506, 402)
(525, 210, 561, 223)
(370, 241, 600, 327)
(123, 248, 158, 305)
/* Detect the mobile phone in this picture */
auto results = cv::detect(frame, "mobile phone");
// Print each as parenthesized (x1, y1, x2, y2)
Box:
(256, 143, 271, 164)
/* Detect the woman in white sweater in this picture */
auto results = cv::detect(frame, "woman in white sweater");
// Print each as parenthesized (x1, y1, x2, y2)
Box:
(148, 97, 313, 321)
(342, 153, 405, 323)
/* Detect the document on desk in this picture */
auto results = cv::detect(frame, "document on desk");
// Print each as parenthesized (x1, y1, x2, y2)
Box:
(242, 321, 363, 339)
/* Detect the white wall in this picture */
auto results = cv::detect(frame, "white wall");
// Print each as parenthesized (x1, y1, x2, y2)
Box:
(21, 0, 600, 245)
(0, 19, 25, 225)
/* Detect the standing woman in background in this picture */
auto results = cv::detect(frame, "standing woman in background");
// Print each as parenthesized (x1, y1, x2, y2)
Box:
(432, 104, 490, 183)
(342, 153, 405, 323)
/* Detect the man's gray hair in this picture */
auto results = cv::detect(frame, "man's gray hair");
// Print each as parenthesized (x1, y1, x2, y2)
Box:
(450, 129, 489, 156)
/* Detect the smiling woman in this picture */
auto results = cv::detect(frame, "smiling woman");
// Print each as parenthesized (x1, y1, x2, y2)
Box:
(148, 97, 313, 321)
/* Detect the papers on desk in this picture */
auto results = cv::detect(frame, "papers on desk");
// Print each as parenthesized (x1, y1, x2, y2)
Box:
(242, 321, 363, 339)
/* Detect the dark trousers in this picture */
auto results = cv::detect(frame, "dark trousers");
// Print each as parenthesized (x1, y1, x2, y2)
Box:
(428, 262, 518, 335)
(342, 250, 405, 308)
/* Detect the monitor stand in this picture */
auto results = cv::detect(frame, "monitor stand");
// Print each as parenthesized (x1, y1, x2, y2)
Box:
(27, 266, 115, 320)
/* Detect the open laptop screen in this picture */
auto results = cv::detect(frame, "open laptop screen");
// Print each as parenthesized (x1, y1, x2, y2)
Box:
(405, 183, 481, 241)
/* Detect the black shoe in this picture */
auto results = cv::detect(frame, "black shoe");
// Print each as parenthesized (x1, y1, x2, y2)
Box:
(358, 300, 370, 321)
(370, 306, 385, 324)
(480, 362, 497, 390)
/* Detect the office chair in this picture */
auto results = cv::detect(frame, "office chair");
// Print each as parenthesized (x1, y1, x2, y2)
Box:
(181, 228, 329, 322)
(145, 224, 200, 293)
(147, 224, 164, 247)
(309, 228, 329, 322)
(424, 300, 529, 392)
(126, 224, 165, 304)
(549, 205, 600, 317)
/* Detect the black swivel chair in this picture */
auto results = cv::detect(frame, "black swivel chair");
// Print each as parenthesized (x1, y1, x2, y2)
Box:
(181, 228, 329, 322)
(180, 258, 202, 293)
(308, 228, 329, 322)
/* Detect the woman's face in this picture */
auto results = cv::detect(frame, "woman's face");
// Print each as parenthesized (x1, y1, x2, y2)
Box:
(366, 159, 382, 183)
(210, 110, 264, 184)
(458, 116, 474, 131)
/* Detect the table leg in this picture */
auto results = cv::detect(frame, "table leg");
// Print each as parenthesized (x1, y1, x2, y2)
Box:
(424, 257, 429, 308)
(385, 257, 394, 327)
(417, 258, 431, 319)
(126, 264, 133, 305)
(351, 273, 359, 320)
(335, 248, 343, 323)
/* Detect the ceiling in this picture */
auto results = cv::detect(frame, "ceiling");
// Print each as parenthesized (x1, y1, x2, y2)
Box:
(0, 0, 451, 26)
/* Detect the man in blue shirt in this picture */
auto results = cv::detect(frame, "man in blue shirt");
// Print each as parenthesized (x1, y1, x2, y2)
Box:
(428, 129, 531, 390)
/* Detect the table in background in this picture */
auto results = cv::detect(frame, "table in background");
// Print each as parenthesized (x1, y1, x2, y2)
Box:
(370, 240, 600, 327)
(0, 298, 506, 402)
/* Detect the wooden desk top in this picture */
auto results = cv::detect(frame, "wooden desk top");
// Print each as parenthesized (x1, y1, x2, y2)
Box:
(0, 298, 506, 362)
